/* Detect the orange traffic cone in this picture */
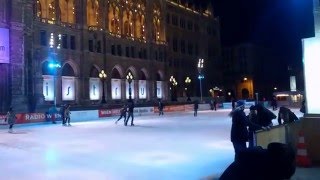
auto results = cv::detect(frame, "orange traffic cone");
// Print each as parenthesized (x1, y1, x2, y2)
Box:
(296, 131, 311, 167)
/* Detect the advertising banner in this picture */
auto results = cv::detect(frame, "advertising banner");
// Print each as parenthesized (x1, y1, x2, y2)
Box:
(43, 75, 55, 101)
(0, 28, 9, 64)
(89, 78, 100, 100)
(111, 79, 121, 99)
(139, 80, 147, 99)
(62, 76, 75, 101)
(126, 81, 135, 99)
(290, 76, 296, 92)
(156, 81, 162, 99)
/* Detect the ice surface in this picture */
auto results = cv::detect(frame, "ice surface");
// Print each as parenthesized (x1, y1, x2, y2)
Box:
(0, 108, 303, 180)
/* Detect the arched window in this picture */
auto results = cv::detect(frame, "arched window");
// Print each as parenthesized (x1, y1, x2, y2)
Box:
(140, 70, 147, 80)
(59, 0, 75, 24)
(90, 66, 99, 77)
(135, 0, 146, 40)
(61, 63, 75, 76)
(36, 0, 56, 20)
(123, 10, 133, 37)
(111, 68, 121, 79)
(153, 4, 161, 42)
(108, 4, 120, 34)
(87, 0, 99, 27)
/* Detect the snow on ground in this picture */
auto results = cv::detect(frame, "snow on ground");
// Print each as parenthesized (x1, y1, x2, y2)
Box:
(0, 108, 303, 180)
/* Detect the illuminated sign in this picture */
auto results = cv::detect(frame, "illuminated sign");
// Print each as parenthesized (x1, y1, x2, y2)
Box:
(290, 76, 296, 92)
(62, 76, 75, 101)
(126, 80, 135, 99)
(139, 80, 147, 99)
(111, 79, 121, 99)
(303, 37, 320, 114)
(89, 78, 100, 100)
(0, 28, 9, 64)
(156, 81, 163, 98)
(43, 75, 54, 101)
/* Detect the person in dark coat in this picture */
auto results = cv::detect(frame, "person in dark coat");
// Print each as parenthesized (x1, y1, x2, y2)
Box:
(271, 96, 278, 111)
(300, 100, 306, 114)
(255, 103, 276, 127)
(5, 107, 16, 133)
(278, 106, 299, 125)
(220, 142, 296, 180)
(125, 100, 135, 126)
(194, 100, 199, 117)
(213, 100, 217, 111)
(158, 100, 164, 116)
(229, 101, 267, 160)
(115, 104, 127, 124)
(247, 105, 261, 148)
(231, 98, 236, 110)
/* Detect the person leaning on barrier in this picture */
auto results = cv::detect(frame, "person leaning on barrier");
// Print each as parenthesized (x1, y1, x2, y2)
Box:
(255, 103, 276, 127)
(278, 106, 299, 125)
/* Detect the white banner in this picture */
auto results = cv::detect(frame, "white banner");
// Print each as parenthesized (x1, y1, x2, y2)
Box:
(156, 81, 163, 98)
(111, 79, 121, 99)
(0, 28, 10, 63)
(43, 75, 54, 101)
(126, 80, 135, 99)
(89, 78, 100, 100)
(62, 76, 75, 101)
(139, 80, 147, 99)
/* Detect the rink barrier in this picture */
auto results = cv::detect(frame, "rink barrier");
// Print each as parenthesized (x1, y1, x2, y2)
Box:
(0, 103, 213, 125)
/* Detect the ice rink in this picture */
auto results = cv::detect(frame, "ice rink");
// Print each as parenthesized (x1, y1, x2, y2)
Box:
(0, 108, 303, 180)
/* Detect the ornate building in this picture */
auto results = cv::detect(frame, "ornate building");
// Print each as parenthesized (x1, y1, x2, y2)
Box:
(0, 0, 220, 112)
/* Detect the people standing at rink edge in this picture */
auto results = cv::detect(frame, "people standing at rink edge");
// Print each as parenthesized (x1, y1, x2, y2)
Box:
(5, 107, 17, 133)
(229, 100, 268, 160)
(115, 104, 127, 124)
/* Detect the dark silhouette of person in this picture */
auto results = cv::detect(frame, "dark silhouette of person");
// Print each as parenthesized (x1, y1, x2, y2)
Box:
(255, 103, 276, 127)
(115, 104, 127, 124)
(213, 100, 217, 111)
(158, 100, 164, 116)
(231, 98, 236, 110)
(220, 142, 296, 180)
(125, 100, 135, 126)
(194, 100, 199, 117)
(278, 106, 299, 125)
(300, 100, 306, 114)
(271, 96, 278, 111)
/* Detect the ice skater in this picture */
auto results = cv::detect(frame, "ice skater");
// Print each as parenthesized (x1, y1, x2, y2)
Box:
(5, 107, 17, 133)
(158, 99, 164, 116)
(125, 100, 135, 126)
(194, 100, 199, 117)
(115, 104, 127, 124)
(64, 104, 71, 126)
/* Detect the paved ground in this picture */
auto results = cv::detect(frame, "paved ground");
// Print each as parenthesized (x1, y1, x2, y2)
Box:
(0, 108, 318, 180)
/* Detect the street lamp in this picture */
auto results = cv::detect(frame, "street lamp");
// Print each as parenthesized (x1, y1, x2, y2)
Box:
(126, 71, 134, 100)
(197, 58, 204, 102)
(99, 70, 107, 104)
(48, 61, 61, 107)
(185, 77, 191, 101)
(169, 76, 178, 101)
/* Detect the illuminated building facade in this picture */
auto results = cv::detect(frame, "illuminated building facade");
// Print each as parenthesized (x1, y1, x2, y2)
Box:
(0, 0, 220, 112)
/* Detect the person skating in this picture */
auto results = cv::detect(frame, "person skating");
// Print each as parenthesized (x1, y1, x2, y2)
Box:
(125, 100, 135, 126)
(158, 99, 164, 116)
(194, 100, 199, 117)
(5, 107, 17, 133)
(115, 104, 127, 124)
(64, 104, 71, 126)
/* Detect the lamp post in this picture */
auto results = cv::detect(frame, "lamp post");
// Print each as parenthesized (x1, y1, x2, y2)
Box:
(169, 76, 178, 101)
(126, 71, 134, 100)
(185, 76, 191, 101)
(99, 70, 107, 104)
(197, 58, 204, 102)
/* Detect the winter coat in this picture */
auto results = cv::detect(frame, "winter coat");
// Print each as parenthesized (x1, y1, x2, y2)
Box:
(255, 104, 276, 126)
(64, 108, 71, 118)
(247, 112, 261, 132)
(278, 107, 299, 125)
(230, 108, 262, 142)
(6, 111, 16, 125)
(158, 102, 164, 110)
(128, 101, 134, 113)
(194, 102, 199, 110)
